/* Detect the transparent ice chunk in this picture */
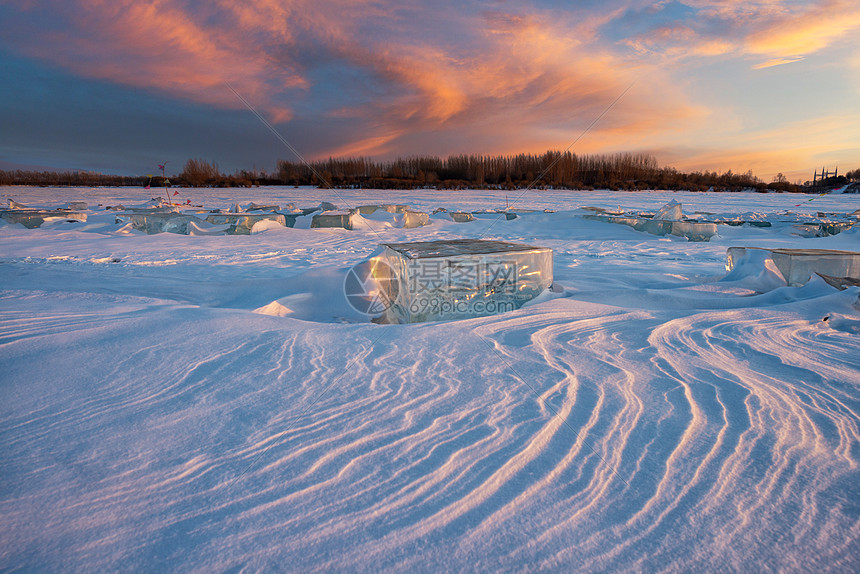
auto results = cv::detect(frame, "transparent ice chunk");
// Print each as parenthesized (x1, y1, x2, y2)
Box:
(245, 202, 280, 212)
(357, 207, 430, 228)
(653, 200, 682, 220)
(792, 222, 855, 237)
(186, 220, 230, 236)
(726, 247, 860, 286)
(449, 211, 475, 223)
(122, 207, 179, 215)
(357, 204, 409, 215)
(205, 213, 286, 234)
(369, 239, 553, 323)
(1, 210, 87, 228)
(311, 210, 358, 229)
(666, 220, 718, 242)
(583, 215, 717, 241)
(118, 213, 203, 234)
(401, 211, 430, 228)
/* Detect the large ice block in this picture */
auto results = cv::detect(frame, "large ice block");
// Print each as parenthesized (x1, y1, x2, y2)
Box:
(358, 206, 430, 228)
(279, 214, 299, 228)
(401, 210, 430, 228)
(205, 213, 286, 234)
(122, 207, 180, 215)
(245, 202, 280, 212)
(449, 211, 475, 223)
(583, 215, 717, 241)
(186, 220, 231, 236)
(369, 239, 553, 323)
(792, 222, 855, 237)
(118, 213, 204, 234)
(311, 210, 358, 229)
(726, 247, 860, 286)
(0, 210, 87, 228)
(357, 204, 409, 215)
(471, 210, 519, 221)
(665, 220, 719, 242)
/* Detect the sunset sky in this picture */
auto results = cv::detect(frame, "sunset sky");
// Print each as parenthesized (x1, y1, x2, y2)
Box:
(1, 0, 858, 182)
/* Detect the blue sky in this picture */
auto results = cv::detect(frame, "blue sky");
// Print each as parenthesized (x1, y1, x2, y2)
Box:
(1, 0, 858, 181)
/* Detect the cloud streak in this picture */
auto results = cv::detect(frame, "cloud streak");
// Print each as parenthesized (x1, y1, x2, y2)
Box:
(623, 0, 860, 69)
(0, 0, 858, 177)
(11, 1, 303, 113)
(751, 56, 804, 70)
(1, 1, 683, 154)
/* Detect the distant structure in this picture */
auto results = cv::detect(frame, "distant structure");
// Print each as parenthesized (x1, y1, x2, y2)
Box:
(813, 166, 838, 185)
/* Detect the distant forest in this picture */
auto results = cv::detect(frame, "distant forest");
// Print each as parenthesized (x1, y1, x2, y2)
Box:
(2, 151, 858, 193)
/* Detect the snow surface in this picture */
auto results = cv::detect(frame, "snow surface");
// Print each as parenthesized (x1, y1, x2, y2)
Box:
(1, 186, 859, 572)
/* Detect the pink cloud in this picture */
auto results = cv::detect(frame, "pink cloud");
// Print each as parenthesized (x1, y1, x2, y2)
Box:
(744, 0, 860, 64)
(13, 0, 849, 171)
(324, 130, 405, 158)
(751, 56, 805, 70)
(5, 0, 334, 118)
(321, 9, 702, 158)
(624, 1, 860, 69)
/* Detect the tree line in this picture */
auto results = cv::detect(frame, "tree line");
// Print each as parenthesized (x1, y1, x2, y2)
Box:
(0, 170, 148, 187)
(3, 153, 858, 192)
(274, 152, 856, 192)
(0, 164, 265, 189)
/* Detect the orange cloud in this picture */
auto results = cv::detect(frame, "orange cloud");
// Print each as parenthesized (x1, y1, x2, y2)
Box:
(7, 0, 384, 119)
(8, 0, 303, 120)
(4, 0, 850, 175)
(0, 1, 700, 156)
(624, 22, 737, 61)
(313, 8, 702, 158)
(751, 56, 805, 69)
(324, 130, 405, 158)
(624, 1, 860, 69)
(367, 46, 471, 122)
(745, 0, 860, 62)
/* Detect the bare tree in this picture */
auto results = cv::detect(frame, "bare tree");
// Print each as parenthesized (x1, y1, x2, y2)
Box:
(181, 158, 220, 187)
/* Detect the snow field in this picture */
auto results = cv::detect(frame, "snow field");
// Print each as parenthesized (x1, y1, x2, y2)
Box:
(1, 187, 859, 572)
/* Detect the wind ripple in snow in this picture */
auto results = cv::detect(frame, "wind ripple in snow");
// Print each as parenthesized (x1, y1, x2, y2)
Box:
(1, 290, 859, 572)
